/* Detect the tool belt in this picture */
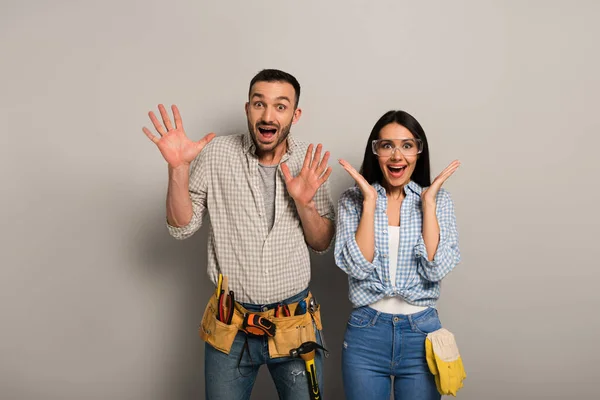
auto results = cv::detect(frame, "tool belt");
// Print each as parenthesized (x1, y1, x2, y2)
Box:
(199, 291, 323, 358)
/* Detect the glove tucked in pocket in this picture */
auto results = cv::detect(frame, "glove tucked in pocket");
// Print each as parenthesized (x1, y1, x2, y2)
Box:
(425, 328, 466, 396)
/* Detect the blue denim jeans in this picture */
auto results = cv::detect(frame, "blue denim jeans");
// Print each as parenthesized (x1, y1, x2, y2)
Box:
(341, 306, 442, 400)
(204, 288, 324, 400)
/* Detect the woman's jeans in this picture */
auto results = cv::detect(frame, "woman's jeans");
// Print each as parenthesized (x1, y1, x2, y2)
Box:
(342, 306, 442, 400)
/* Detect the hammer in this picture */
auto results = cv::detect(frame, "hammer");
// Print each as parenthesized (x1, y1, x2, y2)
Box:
(289, 341, 328, 400)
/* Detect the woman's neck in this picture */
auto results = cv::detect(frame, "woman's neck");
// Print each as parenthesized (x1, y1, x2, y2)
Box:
(384, 183, 406, 201)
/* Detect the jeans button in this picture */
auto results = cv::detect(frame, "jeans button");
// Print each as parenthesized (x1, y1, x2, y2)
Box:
(393, 317, 399, 322)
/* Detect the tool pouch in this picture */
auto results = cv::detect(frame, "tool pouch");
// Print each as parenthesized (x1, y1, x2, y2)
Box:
(199, 292, 323, 358)
(198, 294, 239, 354)
(267, 301, 323, 358)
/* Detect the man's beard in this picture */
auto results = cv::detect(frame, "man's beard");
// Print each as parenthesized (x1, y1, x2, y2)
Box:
(247, 118, 293, 153)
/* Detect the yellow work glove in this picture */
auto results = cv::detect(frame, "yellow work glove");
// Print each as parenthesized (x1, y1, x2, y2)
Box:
(425, 328, 466, 396)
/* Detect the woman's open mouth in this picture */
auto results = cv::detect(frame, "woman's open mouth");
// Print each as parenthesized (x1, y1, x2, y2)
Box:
(387, 165, 406, 179)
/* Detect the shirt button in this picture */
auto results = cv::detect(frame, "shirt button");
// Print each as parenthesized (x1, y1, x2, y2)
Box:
(264, 269, 269, 275)
(382, 254, 388, 258)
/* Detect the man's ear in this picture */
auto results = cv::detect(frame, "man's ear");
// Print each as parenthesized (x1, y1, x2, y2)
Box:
(245, 102, 249, 116)
(292, 107, 302, 124)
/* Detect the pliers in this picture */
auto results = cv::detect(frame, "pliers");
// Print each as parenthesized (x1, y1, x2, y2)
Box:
(218, 290, 235, 324)
(274, 303, 291, 318)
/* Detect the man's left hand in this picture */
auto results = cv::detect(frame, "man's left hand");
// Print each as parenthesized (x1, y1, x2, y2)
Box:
(281, 144, 332, 208)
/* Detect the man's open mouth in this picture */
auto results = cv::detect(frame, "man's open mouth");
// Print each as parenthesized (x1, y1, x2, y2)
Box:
(258, 127, 277, 136)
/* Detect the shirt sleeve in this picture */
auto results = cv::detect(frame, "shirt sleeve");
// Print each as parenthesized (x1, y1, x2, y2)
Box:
(414, 189, 461, 282)
(308, 178, 337, 254)
(334, 188, 381, 280)
(166, 148, 209, 240)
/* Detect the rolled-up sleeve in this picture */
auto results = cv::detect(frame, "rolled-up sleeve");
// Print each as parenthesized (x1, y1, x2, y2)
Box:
(415, 190, 460, 282)
(309, 178, 337, 254)
(166, 150, 208, 240)
(334, 189, 380, 280)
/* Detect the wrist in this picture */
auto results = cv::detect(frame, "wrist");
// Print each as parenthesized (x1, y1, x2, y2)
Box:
(422, 199, 437, 212)
(169, 163, 190, 173)
(294, 199, 316, 211)
(362, 198, 377, 212)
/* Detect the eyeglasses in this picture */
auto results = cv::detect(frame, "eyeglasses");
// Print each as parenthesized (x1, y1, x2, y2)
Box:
(371, 138, 423, 157)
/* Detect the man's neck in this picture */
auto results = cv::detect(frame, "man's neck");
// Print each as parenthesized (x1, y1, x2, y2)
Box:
(256, 140, 288, 165)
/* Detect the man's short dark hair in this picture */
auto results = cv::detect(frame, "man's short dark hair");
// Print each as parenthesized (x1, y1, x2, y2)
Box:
(248, 69, 301, 108)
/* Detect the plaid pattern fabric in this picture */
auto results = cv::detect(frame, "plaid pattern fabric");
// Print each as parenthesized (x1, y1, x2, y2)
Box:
(168, 133, 335, 305)
(334, 181, 460, 308)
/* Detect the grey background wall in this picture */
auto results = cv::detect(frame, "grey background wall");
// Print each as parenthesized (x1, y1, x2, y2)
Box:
(1, 1, 599, 399)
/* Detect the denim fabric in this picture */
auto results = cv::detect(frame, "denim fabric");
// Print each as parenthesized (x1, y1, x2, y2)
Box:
(342, 306, 442, 400)
(204, 288, 324, 400)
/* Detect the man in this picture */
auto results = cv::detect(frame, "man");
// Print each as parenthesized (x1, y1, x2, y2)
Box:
(142, 69, 335, 399)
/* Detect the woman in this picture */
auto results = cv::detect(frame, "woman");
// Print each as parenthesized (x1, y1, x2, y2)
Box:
(335, 110, 461, 400)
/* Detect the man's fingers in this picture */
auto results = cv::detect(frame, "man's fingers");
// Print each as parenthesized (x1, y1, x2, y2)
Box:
(280, 162, 293, 183)
(302, 144, 314, 171)
(172, 105, 183, 130)
(311, 144, 323, 171)
(148, 111, 167, 136)
(316, 151, 330, 175)
(158, 104, 174, 131)
(196, 132, 216, 150)
(318, 166, 333, 185)
(142, 127, 159, 144)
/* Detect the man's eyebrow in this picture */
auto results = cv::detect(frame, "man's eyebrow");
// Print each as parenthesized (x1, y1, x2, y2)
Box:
(250, 93, 292, 104)
(275, 96, 291, 103)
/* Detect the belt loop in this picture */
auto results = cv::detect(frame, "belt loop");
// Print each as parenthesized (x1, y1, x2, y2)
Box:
(407, 314, 416, 331)
(372, 310, 380, 326)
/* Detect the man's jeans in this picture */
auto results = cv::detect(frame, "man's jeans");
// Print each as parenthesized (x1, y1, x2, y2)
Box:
(204, 289, 324, 400)
(341, 306, 442, 400)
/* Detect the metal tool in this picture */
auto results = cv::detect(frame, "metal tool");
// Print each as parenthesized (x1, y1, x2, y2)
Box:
(308, 297, 329, 358)
(289, 341, 328, 400)
(295, 299, 307, 315)
(274, 303, 291, 318)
